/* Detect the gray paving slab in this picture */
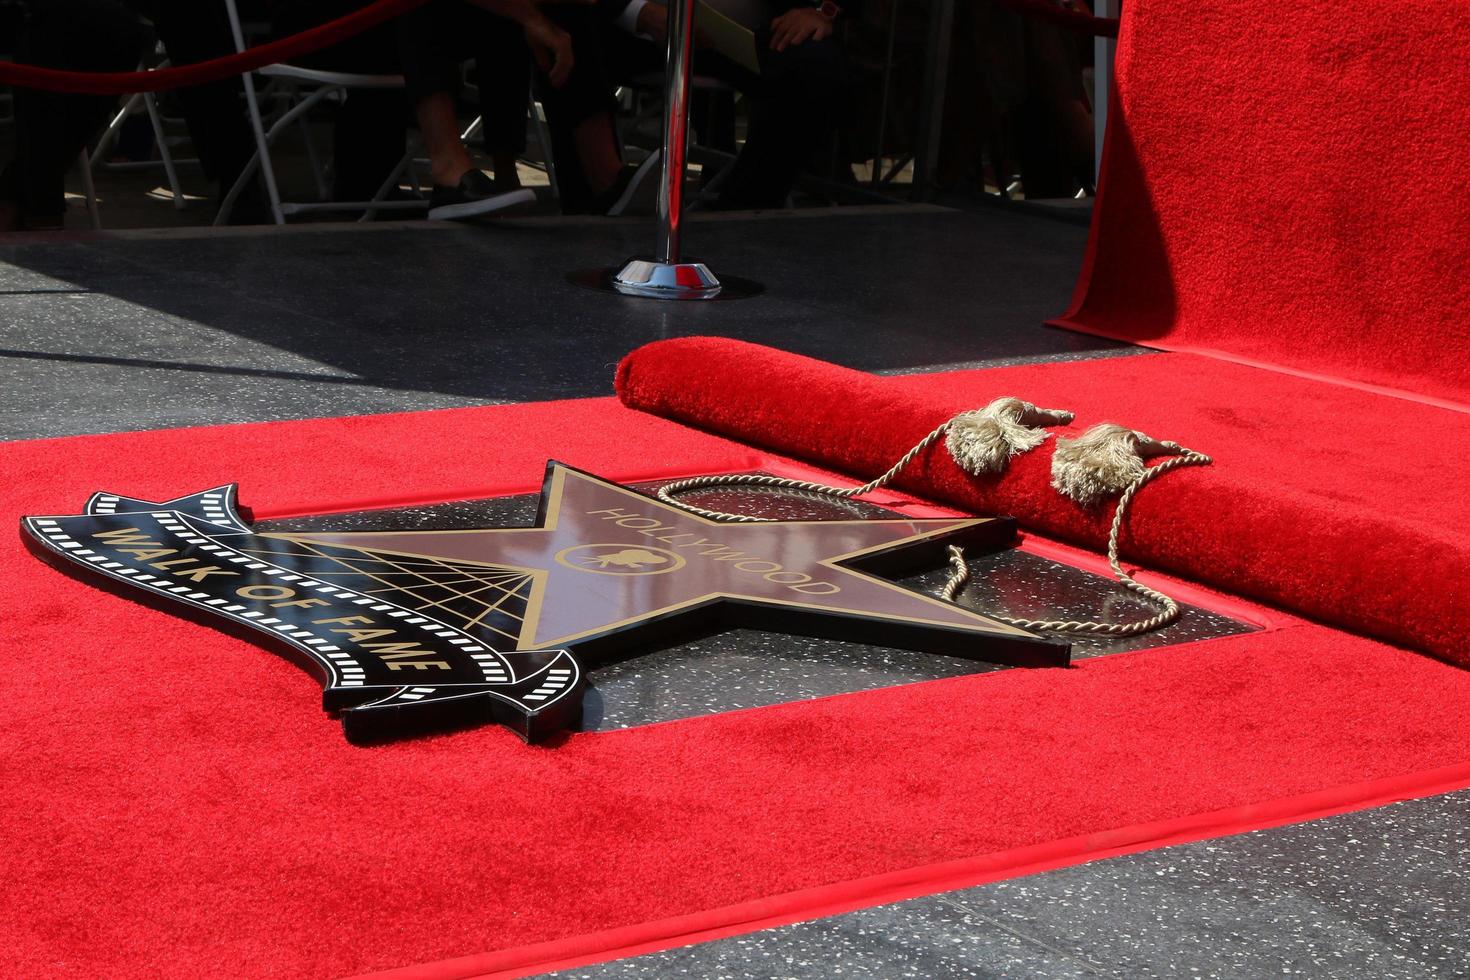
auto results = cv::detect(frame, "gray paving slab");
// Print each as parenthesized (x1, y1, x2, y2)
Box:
(0, 207, 1120, 439)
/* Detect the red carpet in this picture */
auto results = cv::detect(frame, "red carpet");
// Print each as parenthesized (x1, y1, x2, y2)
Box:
(617, 338, 1470, 668)
(6, 398, 1470, 978)
(1052, 1, 1470, 407)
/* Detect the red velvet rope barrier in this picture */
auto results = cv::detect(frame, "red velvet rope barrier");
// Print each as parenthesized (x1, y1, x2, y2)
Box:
(0, 0, 1118, 97)
(993, 0, 1120, 37)
(0, 0, 430, 95)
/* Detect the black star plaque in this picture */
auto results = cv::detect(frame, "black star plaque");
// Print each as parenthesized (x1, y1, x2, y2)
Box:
(22, 463, 1067, 745)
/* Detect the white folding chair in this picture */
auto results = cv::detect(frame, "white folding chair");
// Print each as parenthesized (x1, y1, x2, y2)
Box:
(89, 45, 197, 211)
(215, 0, 428, 225)
(625, 72, 743, 208)
(76, 150, 103, 229)
(524, 97, 560, 199)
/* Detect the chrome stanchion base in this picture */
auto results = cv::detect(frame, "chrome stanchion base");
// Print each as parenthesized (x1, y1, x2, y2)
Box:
(610, 258, 722, 300)
(567, 263, 764, 301)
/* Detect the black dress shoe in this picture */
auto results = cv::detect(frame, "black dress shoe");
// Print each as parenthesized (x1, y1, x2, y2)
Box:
(590, 157, 663, 216)
(428, 170, 536, 222)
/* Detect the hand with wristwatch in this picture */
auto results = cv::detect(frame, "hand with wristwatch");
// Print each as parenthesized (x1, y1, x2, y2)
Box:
(770, 0, 842, 52)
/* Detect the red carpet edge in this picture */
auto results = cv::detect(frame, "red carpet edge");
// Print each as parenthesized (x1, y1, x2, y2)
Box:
(1043, 318, 1470, 416)
(365, 758, 1470, 980)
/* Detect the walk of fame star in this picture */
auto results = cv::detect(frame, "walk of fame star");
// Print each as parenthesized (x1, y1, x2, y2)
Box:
(266, 462, 1071, 669)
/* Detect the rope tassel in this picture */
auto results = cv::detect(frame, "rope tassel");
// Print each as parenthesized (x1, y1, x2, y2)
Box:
(655, 405, 1211, 640)
(1051, 423, 1188, 507)
(945, 397, 1076, 475)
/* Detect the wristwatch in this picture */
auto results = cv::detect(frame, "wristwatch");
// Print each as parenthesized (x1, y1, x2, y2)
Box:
(813, 0, 842, 18)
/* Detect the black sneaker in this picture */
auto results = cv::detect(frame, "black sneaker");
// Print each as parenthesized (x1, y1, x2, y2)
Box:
(428, 170, 537, 221)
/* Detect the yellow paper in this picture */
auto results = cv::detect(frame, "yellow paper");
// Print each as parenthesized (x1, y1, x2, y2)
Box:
(696, 1, 762, 76)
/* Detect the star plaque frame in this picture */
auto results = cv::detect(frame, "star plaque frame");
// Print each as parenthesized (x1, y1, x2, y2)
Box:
(22, 462, 1069, 743)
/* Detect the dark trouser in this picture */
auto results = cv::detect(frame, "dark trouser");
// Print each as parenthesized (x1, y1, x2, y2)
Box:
(275, 0, 547, 201)
(2, 0, 261, 221)
(604, 26, 849, 207)
(124, 0, 256, 191)
(2, 0, 146, 223)
(397, 1, 614, 207)
(274, 1, 409, 202)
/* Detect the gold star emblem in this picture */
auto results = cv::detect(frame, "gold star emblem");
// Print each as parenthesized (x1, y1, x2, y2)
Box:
(265, 463, 1068, 669)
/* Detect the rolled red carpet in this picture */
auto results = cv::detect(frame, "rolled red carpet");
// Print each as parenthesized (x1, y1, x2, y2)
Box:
(616, 337, 1470, 667)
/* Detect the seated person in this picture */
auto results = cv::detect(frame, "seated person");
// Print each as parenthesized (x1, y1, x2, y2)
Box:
(2, 0, 275, 229)
(279, 0, 538, 204)
(600, 0, 853, 209)
(270, 0, 411, 205)
(398, 0, 638, 219)
(1, 0, 145, 230)
(128, 0, 262, 220)
(5, 0, 272, 229)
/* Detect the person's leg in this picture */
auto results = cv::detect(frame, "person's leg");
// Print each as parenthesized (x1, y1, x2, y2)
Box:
(693, 88, 738, 157)
(532, 5, 622, 211)
(714, 31, 848, 208)
(333, 87, 410, 201)
(599, 18, 664, 84)
(474, 17, 532, 189)
(603, 25, 846, 209)
(273, 0, 408, 202)
(128, 0, 257, 197)
(397, 0, 537, 218)
(1023, 22, 1094, 193)
(417, 94, 477, 187)
(397, 0, 476, 186)
(6, 0, 146, 228)
(573, 111, 623, 192)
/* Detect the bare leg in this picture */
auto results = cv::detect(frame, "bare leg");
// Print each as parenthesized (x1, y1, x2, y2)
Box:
(415, 92, 475, 186)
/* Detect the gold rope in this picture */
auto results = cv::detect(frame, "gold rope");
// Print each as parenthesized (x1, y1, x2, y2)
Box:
(656, 420, 1212, 637)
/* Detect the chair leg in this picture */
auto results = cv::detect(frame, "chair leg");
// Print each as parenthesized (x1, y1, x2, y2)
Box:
(530, 97, 559, 200)
(216, 80, 341, 225)
(222, 0, 284, 224)
(700, 150, 732, 196)
(242, 76, 286, 224)
(90, 92, 145, 170)
(143, 93, 187, 210)
(359, 151, 415, 222)
(77, 150, 102, 230)
(297, 112, 330, 202)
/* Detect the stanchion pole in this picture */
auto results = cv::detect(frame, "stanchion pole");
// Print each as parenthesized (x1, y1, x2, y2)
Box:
(655, 0, 694, 264)
(611, 0, 722, 299)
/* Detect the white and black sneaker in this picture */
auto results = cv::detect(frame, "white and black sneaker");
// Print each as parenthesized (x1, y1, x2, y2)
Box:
(427, 170, 537, 222)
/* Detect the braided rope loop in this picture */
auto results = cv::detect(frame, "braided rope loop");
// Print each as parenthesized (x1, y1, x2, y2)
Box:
(654, 421, 952, 523)
(656, 420, 1212, 638)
